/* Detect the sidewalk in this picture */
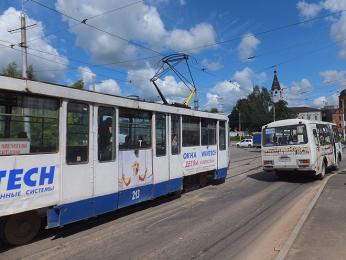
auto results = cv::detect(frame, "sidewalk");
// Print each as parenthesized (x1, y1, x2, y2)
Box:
(286, 173, 346, 260)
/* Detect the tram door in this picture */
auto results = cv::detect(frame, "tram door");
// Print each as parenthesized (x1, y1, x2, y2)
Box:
(61, 101, 94, 224)
(93, 106, 118, 215)
(168, 115, 183, 191)
(217, 121, 228, 176)
(153, 113, 170, 197)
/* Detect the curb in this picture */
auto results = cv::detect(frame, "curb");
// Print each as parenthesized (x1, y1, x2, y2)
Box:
(275, 172, 337, 260)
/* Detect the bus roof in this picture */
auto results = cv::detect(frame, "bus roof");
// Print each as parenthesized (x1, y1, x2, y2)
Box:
(262, 118, 336, 129)
(0, 75, 227, 120)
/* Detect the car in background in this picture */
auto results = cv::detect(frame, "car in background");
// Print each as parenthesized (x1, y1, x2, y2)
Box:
(236, 139, 253, 148)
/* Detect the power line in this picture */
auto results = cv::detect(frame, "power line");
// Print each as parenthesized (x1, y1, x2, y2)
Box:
(28, 0, 163, 56)
(25, 0, 145, 44)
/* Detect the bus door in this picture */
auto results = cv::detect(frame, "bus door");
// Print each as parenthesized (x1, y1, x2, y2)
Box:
(60, 101, 94, 225)
(153, 113, 170, 197)
(217, 121, 228, 179)
(93, 106, 118, 215)
(117, 109, 153, 208)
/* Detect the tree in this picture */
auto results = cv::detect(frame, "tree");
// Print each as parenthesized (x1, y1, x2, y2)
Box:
(2, 62, 36, 80)
(2, 62, 21, 78)
(210, 108, 219, 113)
(228, 86, 296, 132)
(72, 79, 84, 89)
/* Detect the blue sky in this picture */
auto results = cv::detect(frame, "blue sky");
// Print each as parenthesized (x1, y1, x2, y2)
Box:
(0, 0, 345, 113)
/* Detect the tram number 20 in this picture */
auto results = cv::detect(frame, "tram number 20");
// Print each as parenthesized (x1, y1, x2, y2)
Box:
(132, 189, 140, 200)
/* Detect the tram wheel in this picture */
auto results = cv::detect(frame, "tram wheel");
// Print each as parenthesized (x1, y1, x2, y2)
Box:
(1, 211, 41, 246)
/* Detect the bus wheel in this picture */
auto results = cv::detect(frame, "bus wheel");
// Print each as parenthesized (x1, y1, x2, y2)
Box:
(317, 163, 326, 180)
(1, 211, 41, 246)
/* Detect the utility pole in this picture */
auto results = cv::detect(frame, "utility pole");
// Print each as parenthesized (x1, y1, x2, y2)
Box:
(20, 11, 28, 78)
(8, 8, 36, 79)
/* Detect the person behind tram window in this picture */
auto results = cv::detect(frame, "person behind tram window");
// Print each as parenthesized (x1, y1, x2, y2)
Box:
(172, 134, 178, 153)
(99, 117, 112, 160)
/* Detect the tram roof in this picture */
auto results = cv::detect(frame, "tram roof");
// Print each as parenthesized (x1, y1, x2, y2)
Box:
(0, 75, 227, 120)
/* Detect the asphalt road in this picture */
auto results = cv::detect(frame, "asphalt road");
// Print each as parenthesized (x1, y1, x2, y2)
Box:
(1, 147, 342, 260)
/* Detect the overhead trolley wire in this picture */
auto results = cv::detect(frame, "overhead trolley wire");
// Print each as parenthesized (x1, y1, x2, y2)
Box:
(28, 0, 163, 56)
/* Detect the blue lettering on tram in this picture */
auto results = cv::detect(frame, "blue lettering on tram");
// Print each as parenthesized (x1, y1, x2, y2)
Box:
(0, 166, 55, 191)
(183, 152, 197, 159)
(201, 150, 216, 157)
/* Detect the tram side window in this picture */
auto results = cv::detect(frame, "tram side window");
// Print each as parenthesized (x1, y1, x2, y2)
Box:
(201, 119, 216, 146)
(119, 108, 152, 150)
(219, 121, 226, 150)
(98, 106, 115, 162)
(156, 113, 166, 156)
(0, 91, 59, 155)
(182, 116, 200, 147)
(171, 114, 181, 154)
(66, 102, 89, 164)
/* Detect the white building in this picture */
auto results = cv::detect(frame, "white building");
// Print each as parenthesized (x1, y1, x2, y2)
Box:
(289, 107, 322, 121)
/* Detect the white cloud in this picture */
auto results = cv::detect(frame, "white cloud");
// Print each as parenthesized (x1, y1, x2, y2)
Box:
(297, 1, 323, 19)
(76, 66, 121, 95)
(56, 0, 216, 67)
(166, 23, 216, 53)
(95, 79, 121, 95)
(205, 67, 266, 113)
(285, 78, 312, 106)
(201, 59, 223, 71)
(313, 96, 328, 107)
(78, 66, 96, 84)
(320, 69, 346, 85)
(127, 66, 189, 101)
(0, 7, 68, 81)
(297, 0, 346, 59)
(237, 33, 260, 61)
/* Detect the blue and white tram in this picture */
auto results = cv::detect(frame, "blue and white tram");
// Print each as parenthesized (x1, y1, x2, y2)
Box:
(0, 76, 229, 245)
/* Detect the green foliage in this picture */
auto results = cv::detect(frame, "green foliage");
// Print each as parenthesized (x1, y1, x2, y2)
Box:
(2, 62, 36, 80)
(210, 107, 219, 113)
(228, 86, 296, 132)
(72, 79, 84, 89)
(2, 62, 21, 78)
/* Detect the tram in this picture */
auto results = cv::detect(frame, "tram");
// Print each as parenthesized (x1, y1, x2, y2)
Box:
(0, 75, 229, 245)
(262, 119, 342, 179)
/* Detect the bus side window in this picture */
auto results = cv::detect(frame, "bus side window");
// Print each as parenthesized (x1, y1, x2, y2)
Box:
(313, 129, 319, 145)
(98, 106, 115, 162)
(66, 102, 89, 164)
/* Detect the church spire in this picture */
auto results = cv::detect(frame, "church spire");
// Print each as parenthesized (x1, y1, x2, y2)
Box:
(271, 66, 281, 91)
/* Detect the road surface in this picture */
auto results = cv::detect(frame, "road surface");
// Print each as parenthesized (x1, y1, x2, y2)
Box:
(1, 147, 341, 260)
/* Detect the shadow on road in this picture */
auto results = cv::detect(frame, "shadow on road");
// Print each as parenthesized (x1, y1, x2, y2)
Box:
(248, 171, 321, 184)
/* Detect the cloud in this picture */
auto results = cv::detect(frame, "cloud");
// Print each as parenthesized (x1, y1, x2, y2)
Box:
(297, 1, 323, 19)
(313, 96, 328, 107)
(320, 69, 346, 86)
(285, 78, 312, 106)
(205, 67, 266, 113)
(78, 66, 96, 84)
(201, 59, 223, 71)
(76, 66, 121, 95)
(95, 79, 121, 95)
(0, 7, 68, 81)
(127, 66, 189, 102)
(297, 1, 346, 59)
(237, 33, 260, 61)
(56, 0, 216, 67)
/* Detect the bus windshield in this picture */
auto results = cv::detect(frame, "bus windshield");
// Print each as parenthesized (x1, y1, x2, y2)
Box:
(263, 124, 308, 147)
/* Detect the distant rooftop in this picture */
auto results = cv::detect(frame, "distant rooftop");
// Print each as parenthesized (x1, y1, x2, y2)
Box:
(289, 106, 321, 113)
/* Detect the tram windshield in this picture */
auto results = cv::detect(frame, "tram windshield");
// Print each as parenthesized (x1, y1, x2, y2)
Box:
(263, 124, 308, 147)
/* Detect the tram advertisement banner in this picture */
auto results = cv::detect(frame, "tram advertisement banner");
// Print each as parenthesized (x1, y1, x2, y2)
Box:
(182, 146, 217, 174)
(118, 149, 153, 191)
